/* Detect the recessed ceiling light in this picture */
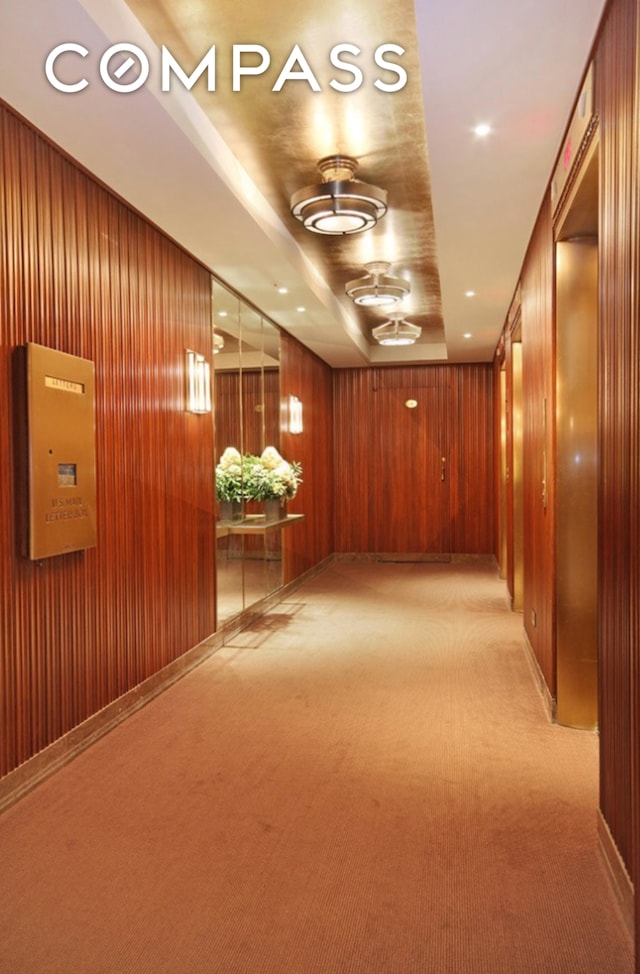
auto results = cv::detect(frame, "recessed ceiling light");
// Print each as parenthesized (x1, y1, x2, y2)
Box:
(465, 290, 476, 298)
(218, 310, 228, 317)
(296, 306, 306, 313)
(464, 332, 473, 339)
(275, 285, 288, 295)
(474, 123, 492, 138)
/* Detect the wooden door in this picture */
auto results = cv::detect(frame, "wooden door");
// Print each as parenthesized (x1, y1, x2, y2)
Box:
(372, 386, 450, 554)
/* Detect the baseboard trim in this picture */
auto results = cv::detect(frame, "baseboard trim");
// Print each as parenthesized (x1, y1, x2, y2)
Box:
(0, 627, 224, 816)
(598, 810, 635, 940)
(520, 630, 557, 722)
(333, 552, 496, 565)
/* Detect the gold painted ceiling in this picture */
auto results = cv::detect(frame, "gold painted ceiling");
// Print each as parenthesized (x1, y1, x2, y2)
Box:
(1, 0, 608, 365)
(122, 0, 445, 348)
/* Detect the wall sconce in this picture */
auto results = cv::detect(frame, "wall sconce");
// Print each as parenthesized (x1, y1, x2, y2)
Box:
(288, 395, 304, 434)
(185, 349, 211, 414)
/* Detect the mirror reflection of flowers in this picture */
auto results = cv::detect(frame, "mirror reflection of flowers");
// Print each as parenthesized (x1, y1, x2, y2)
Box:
(215, 446, 244, 502)
(215, 446, 302, 502)
(246, 447, 303, 501)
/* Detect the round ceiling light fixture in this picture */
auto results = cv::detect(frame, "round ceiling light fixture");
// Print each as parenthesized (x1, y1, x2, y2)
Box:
(372, 311, 422, 347)
(345, 261, 410, 308)
(290, 155, 388, 235)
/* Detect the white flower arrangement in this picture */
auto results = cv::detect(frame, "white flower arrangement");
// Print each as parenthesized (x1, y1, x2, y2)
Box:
(215, 447, 244, 502)
(215, 445, 302, 503)
(245, 447, 303, 501)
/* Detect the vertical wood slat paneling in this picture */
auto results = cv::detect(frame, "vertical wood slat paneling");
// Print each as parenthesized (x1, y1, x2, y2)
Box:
(213, 369, 279, 452)
(280, 333, 334, 584)
(520, 200, 555, 692)
(596, 0, 638, 888)
(0, 102, 217, 778)
(491, 0, 640, 906)
(213, 371, 243, 468)
(452, 364, 495, 554)
(213, 369, 280, 464)
(332, 364, 494, 555)
(332, 368, 377, 554)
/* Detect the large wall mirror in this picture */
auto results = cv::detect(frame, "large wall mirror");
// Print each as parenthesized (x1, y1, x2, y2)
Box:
(212, 278, 282, 625)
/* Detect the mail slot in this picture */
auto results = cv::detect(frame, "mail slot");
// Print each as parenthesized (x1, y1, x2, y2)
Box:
(24, 343, 97, 559)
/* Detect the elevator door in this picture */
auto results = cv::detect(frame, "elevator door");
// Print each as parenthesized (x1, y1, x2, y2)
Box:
(372, 387, 450, 555)
(555, 238, 598, 729)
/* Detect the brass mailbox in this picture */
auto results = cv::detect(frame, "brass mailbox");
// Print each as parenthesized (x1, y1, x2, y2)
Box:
(24, 343, 97, 559)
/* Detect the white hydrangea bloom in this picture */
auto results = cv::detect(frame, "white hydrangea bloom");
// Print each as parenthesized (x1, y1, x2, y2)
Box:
(261, 446, 284, 470)
(218, 447, 242, 470)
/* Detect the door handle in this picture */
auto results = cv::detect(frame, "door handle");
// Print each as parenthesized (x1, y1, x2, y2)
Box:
(441, 456, 446, 482)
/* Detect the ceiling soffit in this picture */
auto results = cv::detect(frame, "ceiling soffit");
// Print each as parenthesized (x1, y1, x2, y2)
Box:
(123, 0, 444, 350)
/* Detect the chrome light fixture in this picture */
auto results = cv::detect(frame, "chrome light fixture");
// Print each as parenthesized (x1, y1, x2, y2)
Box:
(213, 333, 225, 354)
(185, 349, 211, 413)
(288, 395, 303, 434)
(345, 261, 410, 307)
(290, 155, 387, 235)
(372, 312, 422, 347)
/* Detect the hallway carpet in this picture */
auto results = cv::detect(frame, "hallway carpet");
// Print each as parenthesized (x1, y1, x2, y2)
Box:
(0, 561, 633, 973)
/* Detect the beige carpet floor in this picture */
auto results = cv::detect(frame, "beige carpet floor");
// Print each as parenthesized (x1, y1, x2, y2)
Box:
(0, 561, 633, 973)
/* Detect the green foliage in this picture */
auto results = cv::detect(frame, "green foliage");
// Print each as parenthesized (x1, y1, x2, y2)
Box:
(215, 446, 303, 503)
(215, 446, 244, 502)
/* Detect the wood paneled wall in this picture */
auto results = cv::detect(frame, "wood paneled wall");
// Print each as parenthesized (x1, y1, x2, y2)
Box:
(0, 103, 217, 778)
(214, 368, 280, 463)
(493, 0, 640, 926)
(333, 365, 494, 555)
(213, 371, 243, 466)
(520, 201, 556, 693)
(280, 333, 334, 583)
(454, 364, 495, 553)
(596, 0, 639, 889)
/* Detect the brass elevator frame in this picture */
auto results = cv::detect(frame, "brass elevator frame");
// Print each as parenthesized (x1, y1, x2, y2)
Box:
(554, 139, 599, 729)
(511, 340, 524, 612)
(499, 368, 508, 580)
